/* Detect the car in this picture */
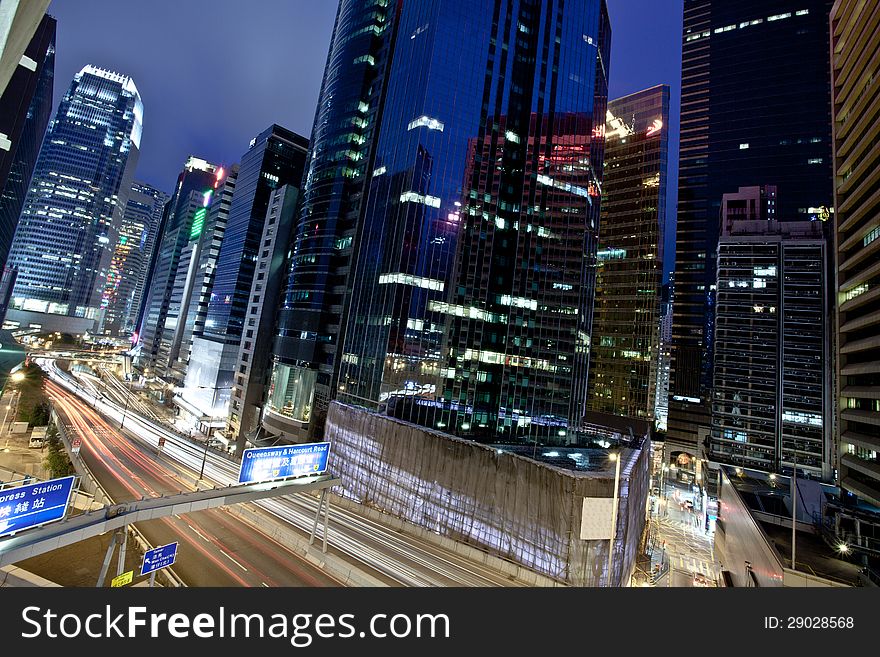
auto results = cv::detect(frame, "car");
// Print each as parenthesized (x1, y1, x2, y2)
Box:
(651, 486, 660, 496)
(685, 500, 695, 510)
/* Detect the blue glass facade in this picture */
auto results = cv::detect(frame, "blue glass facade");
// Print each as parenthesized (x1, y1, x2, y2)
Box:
(0, 14, 54, 272)
(275, 0, 610, 446)
(7, 65, 142, 322)
(203, 125, 308, 342)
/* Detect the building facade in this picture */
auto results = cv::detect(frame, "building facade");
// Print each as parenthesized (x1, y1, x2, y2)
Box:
(182, 126, 307, 432)
(5, 65, 142, 333)
(668, 0, 834, 473)
(101, 181, 168, 337)
(710, 186, 832, 480)
(228, 184, 300, 450)
(586, 85, 669, 424)
(137, 157, 220, 371)
(831, 0, 880, 507)
(0, 12, 54, 273)
(273, 0, 610, 448)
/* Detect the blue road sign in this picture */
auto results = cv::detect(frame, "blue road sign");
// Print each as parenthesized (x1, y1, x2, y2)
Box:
(140, 542, 178, 576)
(0, 476, 75, 538)
(238, 442, 330, 484)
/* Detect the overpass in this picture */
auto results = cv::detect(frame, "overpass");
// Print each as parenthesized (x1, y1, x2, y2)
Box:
(0, 474, 339, 568)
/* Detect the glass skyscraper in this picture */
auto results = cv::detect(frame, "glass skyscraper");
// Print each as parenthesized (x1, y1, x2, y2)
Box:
(102, 181, 168, 337)
(137, 157, 220, 371)
(668, 1, 834, 471)
(0, 13, 54, 274)
(6, 65, 142, 331)
(183, 126, 307, 426)
(272, 0, 610, 447)
(586, 85, 669, 426)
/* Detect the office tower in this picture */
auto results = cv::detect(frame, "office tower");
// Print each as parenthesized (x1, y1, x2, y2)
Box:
(710, 186, 832, 480)
(0, 0, 51, 97)
(0, 13, 53, 274)
(175, 164, 238, 371)
(182, 126, 307, 432)
(831, 0, 880, 507)
(654, 277, 673, 432)
(137, 157, 220, 371)
(5, 65, 142, 334)
(272, 0, 610, 446)
(228, 184, 300, 449)
(668, 1, 834, 473)
(586, 85, 669, 425)
(102, 182, 168, 337)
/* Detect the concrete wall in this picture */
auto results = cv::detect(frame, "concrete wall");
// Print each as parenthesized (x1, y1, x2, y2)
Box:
(324, 402, 650, 586)
(714, 467, 786, 587)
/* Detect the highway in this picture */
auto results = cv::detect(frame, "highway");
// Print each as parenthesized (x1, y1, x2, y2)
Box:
(45, 380, 345, 587)
(37, 357, 534, 587)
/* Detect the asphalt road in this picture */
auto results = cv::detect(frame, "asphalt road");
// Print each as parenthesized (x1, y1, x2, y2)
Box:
(46, 380, 343, 587)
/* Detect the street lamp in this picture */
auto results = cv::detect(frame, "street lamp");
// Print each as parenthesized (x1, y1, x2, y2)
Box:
(606, 451, 622, 587)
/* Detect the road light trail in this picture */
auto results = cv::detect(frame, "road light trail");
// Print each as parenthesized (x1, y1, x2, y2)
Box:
(45, 380, 341, 587)
(39, 357, 539, 587)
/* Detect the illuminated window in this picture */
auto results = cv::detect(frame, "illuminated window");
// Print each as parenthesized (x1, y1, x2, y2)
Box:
(499, 295, 537, 310)
(399, 191, 441, 207)
(407, 115, 444, 132)
(768, 13, 792, 21)
(739, 143, 750, 150)
(863, 225, 880, 247)
(378, 272, 444, 291)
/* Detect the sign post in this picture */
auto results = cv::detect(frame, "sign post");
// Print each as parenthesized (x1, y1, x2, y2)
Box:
(238, 442, 330, 485)
(111, 570, 133, 588)
(0, 475, 76, 537)
(140, 542, 178, 587)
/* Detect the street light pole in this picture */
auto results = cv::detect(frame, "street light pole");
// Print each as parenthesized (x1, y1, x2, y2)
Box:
(606, 452, 622, 587)
(120, 377, 132, 430)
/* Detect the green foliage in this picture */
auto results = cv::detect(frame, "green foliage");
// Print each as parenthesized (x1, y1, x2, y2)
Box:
(43, 429, 75, 478)
(13, 363, 49, 426)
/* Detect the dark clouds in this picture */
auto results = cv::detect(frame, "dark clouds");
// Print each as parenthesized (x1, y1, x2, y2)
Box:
(48, 0, 682, 271)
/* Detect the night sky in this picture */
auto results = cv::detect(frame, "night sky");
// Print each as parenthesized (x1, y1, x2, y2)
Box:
(47, 0, 683, 272)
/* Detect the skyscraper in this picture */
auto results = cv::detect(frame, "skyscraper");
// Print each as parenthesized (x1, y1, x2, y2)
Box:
(0, 13, 54, 273)
(271, 0, 610, 447)
(831, 0, 880, 507)
(137, 157, 220, 371)
(102, 181, 168, 337)
(182, 126, 307, 431)
(586, 85, 669, 426)
(228, 183, 300, 450)
(668, 1, 834, 473)
(5, 65, 142, 334)
(0, 0, 51, 97)
(710, 186, 832, 481)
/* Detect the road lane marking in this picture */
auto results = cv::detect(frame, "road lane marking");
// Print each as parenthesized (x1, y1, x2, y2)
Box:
(220, 549, 248, 572)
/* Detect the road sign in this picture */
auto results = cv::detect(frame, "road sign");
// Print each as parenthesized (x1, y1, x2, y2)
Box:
(238, 442, 330, 485)
(140, 541, 178, 576)
(0, 475, 75, 538)
(111, 570, 133, 587)
(71, 437, 82, 455)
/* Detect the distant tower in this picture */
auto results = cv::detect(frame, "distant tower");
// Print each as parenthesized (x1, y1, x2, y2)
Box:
(6, 65, 142, 333)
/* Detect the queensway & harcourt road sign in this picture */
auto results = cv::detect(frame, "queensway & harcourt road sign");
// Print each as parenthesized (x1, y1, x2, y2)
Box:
(238, 442, 330, 485)
(0, 475, 75, 538)
(140, 542, 178, 576)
